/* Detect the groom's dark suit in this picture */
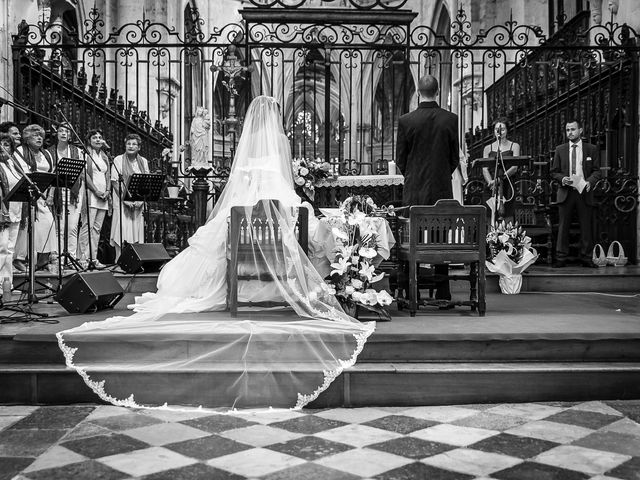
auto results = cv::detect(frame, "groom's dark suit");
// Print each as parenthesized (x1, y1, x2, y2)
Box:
(396, 101, 459, 300)
(550, 140, 601, 263)
(396, 101, 459, 207)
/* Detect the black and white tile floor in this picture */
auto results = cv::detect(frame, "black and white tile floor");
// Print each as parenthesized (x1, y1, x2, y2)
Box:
(2, 400, 640, 480)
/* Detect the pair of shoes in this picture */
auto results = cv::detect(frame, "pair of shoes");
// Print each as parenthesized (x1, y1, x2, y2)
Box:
(13, 260, 26, 272)
(92, 260, 105, 269)
(553, 261, 566, 268)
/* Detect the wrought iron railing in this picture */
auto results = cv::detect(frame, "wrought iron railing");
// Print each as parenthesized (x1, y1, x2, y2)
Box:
(9, 1, 640, 262)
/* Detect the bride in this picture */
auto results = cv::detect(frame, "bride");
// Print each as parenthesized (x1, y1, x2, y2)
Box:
(57, 96, 375, 410)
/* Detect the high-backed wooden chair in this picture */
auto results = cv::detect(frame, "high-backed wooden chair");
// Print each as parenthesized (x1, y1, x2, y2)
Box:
(227, 200, 308, 317)
(397, 199, 486, 316)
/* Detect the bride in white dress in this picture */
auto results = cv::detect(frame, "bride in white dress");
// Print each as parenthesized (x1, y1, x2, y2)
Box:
(57, 96, 375, 410)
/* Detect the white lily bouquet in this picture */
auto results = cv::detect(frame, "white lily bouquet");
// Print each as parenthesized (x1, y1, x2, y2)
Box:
(485, 221, 538, 294)
(325, 195, 393, 320)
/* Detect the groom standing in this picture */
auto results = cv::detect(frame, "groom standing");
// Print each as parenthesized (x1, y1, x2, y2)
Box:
(396, 74, 460, 302)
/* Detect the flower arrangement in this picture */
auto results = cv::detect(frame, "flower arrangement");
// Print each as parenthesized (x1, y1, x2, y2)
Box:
(485, 220, 538, 294)
(292, 157, 334, 201)
(325, 195, 393, 320)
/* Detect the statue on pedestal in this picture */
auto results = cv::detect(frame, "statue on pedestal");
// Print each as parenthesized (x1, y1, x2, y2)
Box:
(189, 107, 212, 170)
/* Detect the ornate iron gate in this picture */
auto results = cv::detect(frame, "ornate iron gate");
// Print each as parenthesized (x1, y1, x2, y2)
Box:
(10, 0, 640, 261)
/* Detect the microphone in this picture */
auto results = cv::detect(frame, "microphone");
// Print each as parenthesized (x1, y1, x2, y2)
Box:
(0, 96, 28, 113)
(495, 128, 502, 141)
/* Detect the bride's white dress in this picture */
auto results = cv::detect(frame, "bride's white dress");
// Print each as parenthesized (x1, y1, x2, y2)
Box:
(57, 96, 374, 410)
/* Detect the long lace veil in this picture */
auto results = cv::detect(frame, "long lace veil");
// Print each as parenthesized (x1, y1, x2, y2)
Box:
(57, 96, 375, 410)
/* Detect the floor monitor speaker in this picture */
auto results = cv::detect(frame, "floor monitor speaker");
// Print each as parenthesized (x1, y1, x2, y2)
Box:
(117, 242, 171, 274)
(55, 271, 124, 314)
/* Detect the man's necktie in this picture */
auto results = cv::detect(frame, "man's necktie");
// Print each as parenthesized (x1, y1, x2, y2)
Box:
(571, 144, 577, 176)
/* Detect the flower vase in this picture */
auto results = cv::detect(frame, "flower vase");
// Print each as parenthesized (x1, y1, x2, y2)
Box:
(167, 186, 180, 198)
(498, 273, 522, 294)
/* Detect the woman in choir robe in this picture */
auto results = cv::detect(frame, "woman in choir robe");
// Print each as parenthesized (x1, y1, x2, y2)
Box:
(12, 124, 57, 272)
(110, 133, 149, 261)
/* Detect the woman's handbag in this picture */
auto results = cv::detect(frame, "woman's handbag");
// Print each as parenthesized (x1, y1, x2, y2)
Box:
(606, 241, 628, 267)
(592, 244, 608, 267)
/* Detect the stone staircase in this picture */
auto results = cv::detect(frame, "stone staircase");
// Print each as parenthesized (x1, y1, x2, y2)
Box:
(1, 267, 640, 408)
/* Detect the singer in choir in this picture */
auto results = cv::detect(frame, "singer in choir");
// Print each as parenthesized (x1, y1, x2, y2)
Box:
(78, 129, 110, 268)
(48, 123, 84, 265)
(110, 133, 149, 261)
(0, 122, 22, 148)
(0, 134, 23, 296)
(482, 118, 521, 225)
(12, 124, 58, 272)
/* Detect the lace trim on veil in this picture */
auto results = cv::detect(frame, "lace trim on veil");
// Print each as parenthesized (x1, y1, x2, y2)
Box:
(57, 320, 375, 412)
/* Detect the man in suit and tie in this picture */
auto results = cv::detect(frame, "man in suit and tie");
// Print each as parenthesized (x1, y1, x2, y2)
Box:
(396, 74, 459, 302)
(550, 120, 601, 267)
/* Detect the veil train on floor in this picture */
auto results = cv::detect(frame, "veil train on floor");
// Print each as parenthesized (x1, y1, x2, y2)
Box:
(57, 96, 375, 410)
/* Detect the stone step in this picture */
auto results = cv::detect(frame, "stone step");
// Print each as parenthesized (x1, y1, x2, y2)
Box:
(3, 334, 640, 365)
(486, 267, 640, 293)
(2, 362, 640, 408)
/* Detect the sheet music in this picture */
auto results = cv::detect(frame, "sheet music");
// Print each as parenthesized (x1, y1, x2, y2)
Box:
(570, 174, 588, 194)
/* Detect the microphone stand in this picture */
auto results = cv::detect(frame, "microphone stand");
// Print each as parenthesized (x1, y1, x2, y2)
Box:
(1, 143, 51, 314)
(51, 143, 83, 298)
(52, 105, 97, 271)
(490, 132, 501, 227)
(24, 176, 49, 304)
(0, 97, 58, 125)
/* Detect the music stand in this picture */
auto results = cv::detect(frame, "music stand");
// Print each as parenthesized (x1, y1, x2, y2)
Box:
(56, 157, 84, 188)
(54, 157, 85, 272)
(124, 173, 164, 244)
(124, 173, 165, 202)
(6, 172, 56, 307)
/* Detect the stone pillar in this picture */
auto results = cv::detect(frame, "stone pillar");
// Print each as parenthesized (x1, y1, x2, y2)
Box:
(0, 1, 11, 123)
(190, 166, 212, 228)
(115, 0, 144, 112)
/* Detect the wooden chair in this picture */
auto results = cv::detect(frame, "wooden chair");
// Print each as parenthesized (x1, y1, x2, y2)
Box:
(227, 200, 308, 317)
(396, 199, 487, 316)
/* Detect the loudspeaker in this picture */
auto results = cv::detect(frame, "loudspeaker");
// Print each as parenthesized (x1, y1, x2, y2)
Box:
(117, 242, 171, 274)
(55, 271, 124, 314)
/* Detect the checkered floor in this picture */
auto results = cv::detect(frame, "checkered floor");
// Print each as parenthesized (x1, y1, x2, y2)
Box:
(1, 401, 640, 480)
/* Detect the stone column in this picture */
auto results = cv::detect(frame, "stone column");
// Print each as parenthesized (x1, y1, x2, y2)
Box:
(190, 166, 212, 228)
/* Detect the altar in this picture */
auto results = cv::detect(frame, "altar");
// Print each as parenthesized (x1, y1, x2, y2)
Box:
(314, 174, 404, 208)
